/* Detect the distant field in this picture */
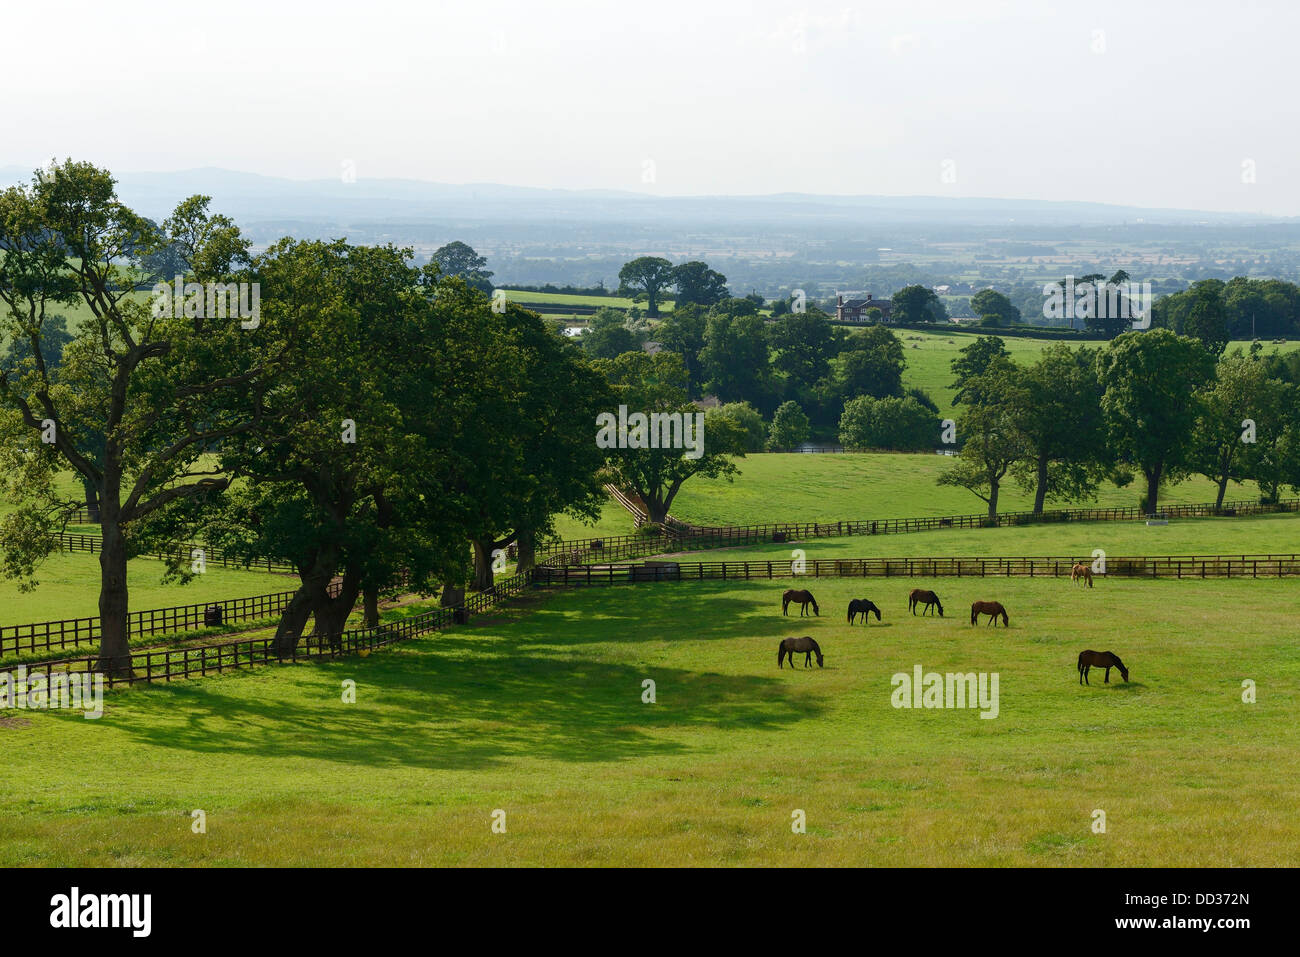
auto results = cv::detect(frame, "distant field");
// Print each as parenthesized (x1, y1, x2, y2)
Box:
(895, 331, 1298, 418)
(3, 574, 1296, 865)
(0, 552, 286, 625)
(499, 289, 674, 312)
(651, 512, 1300, 564)
(665, 453, 1265, 528)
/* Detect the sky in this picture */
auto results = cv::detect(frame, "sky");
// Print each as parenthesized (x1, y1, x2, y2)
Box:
(3, 0, 1297, 214)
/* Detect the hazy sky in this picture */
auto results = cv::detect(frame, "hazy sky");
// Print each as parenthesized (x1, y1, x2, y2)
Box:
(4, 0, 1296, 214)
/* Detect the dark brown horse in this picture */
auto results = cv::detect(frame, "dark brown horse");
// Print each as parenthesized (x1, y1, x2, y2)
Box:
(847, 598, 882, 624)
(1078, 650, 1129, 684)
(908, 588, 943, 617)
(778, 636, 824, 669)
(970, 600, 1009, 626)
(782, 589, 820, 617)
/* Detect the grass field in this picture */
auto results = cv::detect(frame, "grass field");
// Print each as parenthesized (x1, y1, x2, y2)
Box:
(0, 552, 288, 625)
(655, 453, 1268, 528)
(895, 332, 1298, 418)
(651, 513, 1300, 563)
(2, 573, 1296, 866)
(499, 289, 674, 312)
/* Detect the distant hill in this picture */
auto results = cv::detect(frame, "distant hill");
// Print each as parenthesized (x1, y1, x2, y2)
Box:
(0, 165, 1289, 229)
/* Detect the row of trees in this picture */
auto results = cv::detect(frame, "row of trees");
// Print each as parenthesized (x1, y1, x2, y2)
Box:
(937, 334, 1300, 520)
(0, 162, 613, 672)
(615, 257, 730, 316)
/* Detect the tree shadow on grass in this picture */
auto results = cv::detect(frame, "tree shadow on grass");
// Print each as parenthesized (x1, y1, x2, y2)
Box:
(498, 583, 816, 647)
(109, 588, 828, 771)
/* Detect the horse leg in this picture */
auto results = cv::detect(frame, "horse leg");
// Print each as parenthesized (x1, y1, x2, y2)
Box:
(1104, 667, 1110, 683)
(1083, 665, 1090, 685)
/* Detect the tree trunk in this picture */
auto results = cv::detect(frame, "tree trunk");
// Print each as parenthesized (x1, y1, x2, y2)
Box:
(95, 494, 133, 677)
(644, 497, 670, 524)
(1215, 473, 1229, 509)
(1032, 455, 1049, 515)
(471, 539, 495, 592)
(309, 571, 362, 652)
(273, 547, 341, 656)
(986, 479, 1000, 524)
(1145, 465, 1163, 515)
(362, 584, 380, 628)
(82, 478, 100, 523)
(515, 528, 536, 575)
(441, 582, 467, 624)
(273, 587, 315, 656)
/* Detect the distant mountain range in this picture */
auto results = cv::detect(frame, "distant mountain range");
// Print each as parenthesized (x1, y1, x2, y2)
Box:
(0, 165, 1287, 229)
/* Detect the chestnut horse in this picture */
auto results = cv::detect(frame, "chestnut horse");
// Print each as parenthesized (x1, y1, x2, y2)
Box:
(782, 589, 820, 617)
(847, 598, 882, 624)
(970, 600, 1009, 626)
(908, 589, 943, 617)
(1070, 563, 1094, 588)
(778, 636, 824, 669)
(1078, 650, 1129, 684)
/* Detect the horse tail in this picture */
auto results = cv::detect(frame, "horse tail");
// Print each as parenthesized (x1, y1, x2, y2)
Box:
(778, 644, 785, 667)
(847, 605, 854, 624)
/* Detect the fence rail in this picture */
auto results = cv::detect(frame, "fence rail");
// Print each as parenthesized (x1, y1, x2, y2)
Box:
(0, 573, 531, 690)
(539, 496, 1300, 567)
(0, 579, 343, 659)
(534, 553, 1300, 585)
(58, 533, 298, 574)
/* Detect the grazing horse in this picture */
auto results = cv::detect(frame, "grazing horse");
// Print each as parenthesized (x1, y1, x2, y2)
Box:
(1078, 650, 1129, 684)
(1070, 563, 1094, 588)
(778, 636, 824, 669)
(847, 598, 882, 625)
(970, 600, 1009, 626)
(908, 588, 944, 617)
(782, 589, 820, 617)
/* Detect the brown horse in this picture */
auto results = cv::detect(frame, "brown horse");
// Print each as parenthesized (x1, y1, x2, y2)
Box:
(1070, 563, 1094, 588)
(847, 598, 882, 624)
(1078, 650, 1129, 684)
(782, 589, 820, 617)
(970, 600, 1009, 626)
(908, 589, 943, 617)
(778, 636, 824, 669)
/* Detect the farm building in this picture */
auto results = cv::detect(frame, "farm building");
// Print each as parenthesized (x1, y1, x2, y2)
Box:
(835, 293, 892, 322)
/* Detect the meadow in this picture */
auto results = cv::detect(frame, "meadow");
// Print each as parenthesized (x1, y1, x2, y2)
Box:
(550, 451, 1274, 539)
(893, 332, 1298, 418)
(651, 512, 1300, 563)
(0, 552, 291, 627)
(2, 573, 1296, 866)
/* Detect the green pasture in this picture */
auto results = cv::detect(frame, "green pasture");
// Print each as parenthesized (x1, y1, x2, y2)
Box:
(499, 289, 673, 312)
(649, 512, 1300, 563)
(664, 452, 1268, 528)
(895, 332, 1298, 418)
(2, 574, 1295, 866)
(0, 552, 287, 628)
